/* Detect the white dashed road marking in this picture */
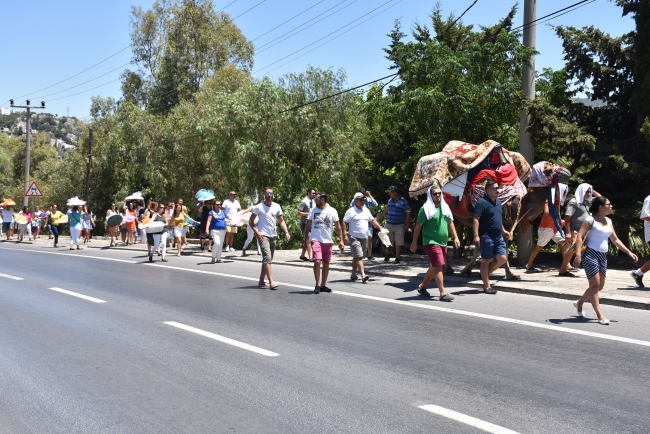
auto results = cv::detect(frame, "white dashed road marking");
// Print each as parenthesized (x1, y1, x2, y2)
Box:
(0, 272, 23, 280)
(419, 404, 520, 434)
(49, 287, 106, 303)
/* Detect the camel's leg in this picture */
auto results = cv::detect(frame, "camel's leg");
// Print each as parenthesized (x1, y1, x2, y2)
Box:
(503, 240, 521, 281)
(460, 245, 480, 277)
(443, 255, 455, 274)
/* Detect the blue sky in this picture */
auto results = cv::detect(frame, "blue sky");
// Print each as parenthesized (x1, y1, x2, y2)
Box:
(0, 0, 634, 119)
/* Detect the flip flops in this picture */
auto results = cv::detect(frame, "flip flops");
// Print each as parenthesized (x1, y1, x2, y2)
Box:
(483, 288, 497, 294)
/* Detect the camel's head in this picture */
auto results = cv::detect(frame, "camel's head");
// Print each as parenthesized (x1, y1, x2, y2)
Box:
(529, 161, 571, 187)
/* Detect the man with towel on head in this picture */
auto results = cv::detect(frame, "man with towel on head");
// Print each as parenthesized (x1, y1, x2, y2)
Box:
(410, 185, 460, 301)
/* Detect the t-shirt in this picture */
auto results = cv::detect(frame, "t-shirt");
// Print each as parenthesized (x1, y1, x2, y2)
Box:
(474, 197, 502, 238)
(343, 205, 375, 239)
(49, 210, 64, 225)
(1, 209, 13, 223)
(307, 206, 339, 244)
(222, 199, 241, 218)
(252, 202, 283, 237)
(565, 198, 590, 233)
(641, 195, 650, 243)
(67, 210, 83, 229)
(417, 206, 449, 246)
(209, 209, 226, 230)
(386, 197, 410, 225)
(299, 196, 315, 224)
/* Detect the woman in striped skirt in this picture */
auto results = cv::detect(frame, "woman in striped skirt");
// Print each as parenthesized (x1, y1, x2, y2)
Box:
(573, 196, 638, 324)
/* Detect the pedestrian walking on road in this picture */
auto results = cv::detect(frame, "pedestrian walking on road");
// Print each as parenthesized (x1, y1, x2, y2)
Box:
(2, 204, 15, 241)
(205, 200, 227, 263)
(32, 205, 42, 239)
(172, 204, 188, 257)
(473, 179, 510, 294)
(17, 206, 32, 242)
(303, 192, 344, 294)
(46, 205, 53, 239)
(48, 204, 64, 247)
(198, 200, 213, 252)
(631, 193, 650, 287)
(223, 191, 241, 252)
(298, 188, 316, 261)
(349, 188, 378, 260)
(573, 196, 638, 324)
(376, 186, 411, 263)
(106, 203, 119, 247)
(241, 202, 262, 256)
(343, 192, 383, 283)
(410, 186, 459, 301)
(250, 187, 291, 290)
(147, 202, 168, 262)
(124, 202, 137, 245)
(81, 205, 94, 244)
(558, 183, 601, 276)
(67, 206, 83, 250)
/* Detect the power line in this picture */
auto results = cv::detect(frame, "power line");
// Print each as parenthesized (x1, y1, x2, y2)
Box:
(232, 0, 267, 20)
(261, 0, 404, 76)
(217, 0, 239, 13)
(255, 0, 397, 73)
(46, 78, 122, 102)
(251, 0, 327, 42)
(4, 45, 131, 105)
(255, 0, 355, 52)
(519, 0, 596, 31)
(445, 0, 479, 33)
(30, 62, 132, 100)
(513, 0, 593, 31)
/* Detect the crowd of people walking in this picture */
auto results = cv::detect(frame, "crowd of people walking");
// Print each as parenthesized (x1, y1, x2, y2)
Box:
(2, 180, 648, 326)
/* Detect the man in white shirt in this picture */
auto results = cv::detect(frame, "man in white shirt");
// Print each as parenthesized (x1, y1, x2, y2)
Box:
(342, 193, 383, 283)
(223, 191, 242, 252)
(250, 187, 291, 290)
(297, 188, 316, 261)
(631, 194, 650, 287)
(1, 205, 15, 240)
(303, 192, 344, 294)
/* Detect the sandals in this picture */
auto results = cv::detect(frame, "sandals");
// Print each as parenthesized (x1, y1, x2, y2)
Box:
(439, 294, 454, 302)
(417, 287, 431, 297)
(362, 275, 370, 283)
(161, 258, 168, 262)
(314, 285, 320, 294)
(270, 284, 279, 290)
(483, 288, 497, 294)
(558, 271, 577, 277)
(598, 319, 610, 325)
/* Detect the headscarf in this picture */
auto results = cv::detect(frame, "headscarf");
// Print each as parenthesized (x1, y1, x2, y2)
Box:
(574, 183, 593, 206)
(551, 183, 569, 206)
(424, 187, 454, 221)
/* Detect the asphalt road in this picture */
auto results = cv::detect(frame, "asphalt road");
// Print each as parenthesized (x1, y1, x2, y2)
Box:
(0, 243, 649, 433)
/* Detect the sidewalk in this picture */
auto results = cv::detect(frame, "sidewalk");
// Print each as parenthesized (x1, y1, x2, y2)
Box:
(13, 235, 650, 311)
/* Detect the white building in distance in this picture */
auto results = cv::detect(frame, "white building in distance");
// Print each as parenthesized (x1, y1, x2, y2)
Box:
(0, 107, 10, 115)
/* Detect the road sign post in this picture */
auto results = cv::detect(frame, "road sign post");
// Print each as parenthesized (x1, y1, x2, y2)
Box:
(25, 181, 43, 197)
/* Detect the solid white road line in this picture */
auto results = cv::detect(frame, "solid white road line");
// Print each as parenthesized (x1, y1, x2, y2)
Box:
(49, 287, 106, 303)
(0, 272, 23, 280)
(164, 321, 279, 357)
(419, 405, 520, 434)
(3, 246, 650, 348)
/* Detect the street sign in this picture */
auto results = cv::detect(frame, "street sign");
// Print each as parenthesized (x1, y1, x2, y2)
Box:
(25, 181, 43, 197)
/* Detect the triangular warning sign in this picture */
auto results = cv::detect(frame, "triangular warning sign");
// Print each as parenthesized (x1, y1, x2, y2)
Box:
(25, 181, 43, 197)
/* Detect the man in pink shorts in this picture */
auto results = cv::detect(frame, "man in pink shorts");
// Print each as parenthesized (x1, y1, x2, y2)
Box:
(302, 192, 344, 294)
(410, 186, 460, 301)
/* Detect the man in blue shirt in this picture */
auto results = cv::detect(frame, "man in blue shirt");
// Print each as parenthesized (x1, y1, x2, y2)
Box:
(473, 179, 511, 294)
(377, 186, 411, 263)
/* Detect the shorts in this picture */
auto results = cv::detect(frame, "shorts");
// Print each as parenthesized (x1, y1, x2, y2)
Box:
(537, 227, 565, 246)
(385, 223, 406, 247)
(261, 236, 276, 264)
(226, 226, 238, 233)
(2, 222, 10, 231)
(582, 247, 607, 279)
(424, 244, 447, 267)
(479, 234, 507, 259)
(312, 240, 333, 262)
(349, 236, 367, 258)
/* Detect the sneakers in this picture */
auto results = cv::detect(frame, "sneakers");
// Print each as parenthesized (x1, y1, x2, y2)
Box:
(314, 285, 320, 294)
(230, 247, 236, 252)
(321, 286, 332, 293)
(224, 246, 230, 252)
(395, 257, 401, 264)
(350, 274, 359, 281)
(631, 271, 644, 288)
(417, 287, 431, 297)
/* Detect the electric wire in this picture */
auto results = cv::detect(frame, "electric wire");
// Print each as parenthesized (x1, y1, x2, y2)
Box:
(232, 0, 267, 20)
(46, 79, 122, 102)
(251, 0, 326, 41)
(217, 0, 239, 13)
(444, 0, 478, 33)
(254, 0, 396, 73)
(260, 0, 404, 76)
(255, 0, 354, 52)
(518, 0, 596, 31)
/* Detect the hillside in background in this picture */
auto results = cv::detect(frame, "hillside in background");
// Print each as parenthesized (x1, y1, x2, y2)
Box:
(0, 111, 83, 144)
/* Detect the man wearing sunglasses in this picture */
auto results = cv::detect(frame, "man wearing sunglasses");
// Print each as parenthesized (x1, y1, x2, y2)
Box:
(250, 187, 290, 290)
(410, 186, 459, 301)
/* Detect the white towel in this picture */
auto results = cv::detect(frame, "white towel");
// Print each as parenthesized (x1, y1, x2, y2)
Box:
(574, 183, 593, 205)
(558, 183, 568, 205)
(424, 187, 454, 221)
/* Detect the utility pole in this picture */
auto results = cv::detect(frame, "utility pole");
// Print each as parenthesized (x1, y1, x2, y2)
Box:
(517, 0, 536, 267)
(85, 128, 92, 204)
(10, 100, 45, 208)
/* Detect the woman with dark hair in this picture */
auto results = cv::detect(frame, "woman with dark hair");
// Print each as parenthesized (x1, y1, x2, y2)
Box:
(81, 205, 94, 244)
(573, 196, 638, 324)
(172, 204, 187, 256)
(124, 202, 137, 245)
(106, 203, 119, 247)
(67, 205, 83, 250)
(17, 206, 32, 242)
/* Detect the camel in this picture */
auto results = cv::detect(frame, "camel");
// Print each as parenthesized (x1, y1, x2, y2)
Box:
(409, 141, 571, 280)
(445, 161, 571, 279)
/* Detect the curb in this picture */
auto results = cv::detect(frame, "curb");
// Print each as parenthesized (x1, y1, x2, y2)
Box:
(86, 244, 650, 311)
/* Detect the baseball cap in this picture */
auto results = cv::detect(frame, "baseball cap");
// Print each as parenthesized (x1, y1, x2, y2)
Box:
(353, 192, 365, 200)
(385, 185, 398, 193)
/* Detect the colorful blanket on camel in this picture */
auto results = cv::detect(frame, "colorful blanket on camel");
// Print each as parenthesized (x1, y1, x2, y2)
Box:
(408, 140, 531, 198)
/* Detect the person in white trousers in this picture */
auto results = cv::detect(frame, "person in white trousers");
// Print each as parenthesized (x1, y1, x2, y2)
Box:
(150, 203, 169, 262)
(205, 201, 227, 263)
(67, 206, 83, 250)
